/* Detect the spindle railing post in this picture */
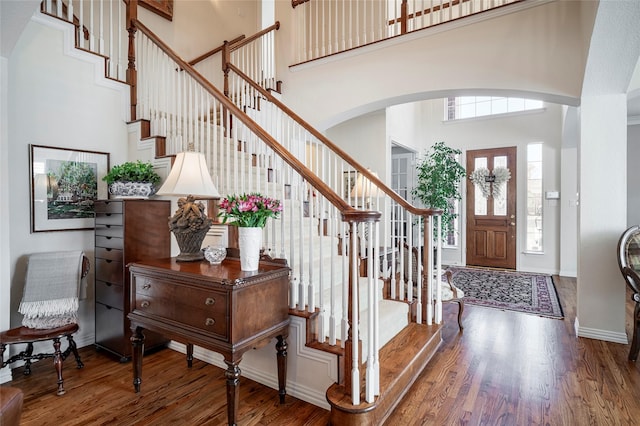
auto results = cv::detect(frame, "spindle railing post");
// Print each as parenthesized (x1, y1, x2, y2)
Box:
(126, 0, 138, 121)
(401, 0, 408, 34)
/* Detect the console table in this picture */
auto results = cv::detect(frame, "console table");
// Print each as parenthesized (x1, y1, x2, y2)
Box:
(127, 257, 290, 426)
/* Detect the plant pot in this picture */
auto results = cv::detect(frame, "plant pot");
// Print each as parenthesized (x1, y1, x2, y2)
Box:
(108, 181, 156, 198)
(238, 227, 262, 271)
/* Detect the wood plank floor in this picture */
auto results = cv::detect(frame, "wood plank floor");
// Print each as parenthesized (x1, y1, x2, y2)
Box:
(4, 276, 640, 425)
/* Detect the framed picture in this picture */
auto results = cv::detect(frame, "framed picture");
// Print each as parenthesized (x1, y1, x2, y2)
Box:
(29, 145, 109, 233)
(139, 0, 174, 21)
(343, 170, 357, 200)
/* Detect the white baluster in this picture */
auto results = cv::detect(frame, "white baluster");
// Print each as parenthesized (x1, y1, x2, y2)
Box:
(426, 215, 434, 325)
(435, 215, 442, 323)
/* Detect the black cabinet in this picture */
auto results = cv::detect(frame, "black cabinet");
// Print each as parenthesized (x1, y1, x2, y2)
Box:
(94, 199, 171, 361)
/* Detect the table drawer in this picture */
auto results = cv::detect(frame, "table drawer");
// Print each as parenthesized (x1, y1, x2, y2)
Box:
(95, 224, 123, 238)
(95, 212, 123, 226)
(95, 201, 123, 214)
(96, 258, 124, 284)
(96, 235, 123, 250)
(95, 247, 123, 262)
(95, 280, 124, 310)
(133, 276, 228, 339)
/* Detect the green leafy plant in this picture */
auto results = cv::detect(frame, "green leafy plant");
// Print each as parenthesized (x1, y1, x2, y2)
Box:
(102, 161, 160, 185)
(411, 141, 466, 241)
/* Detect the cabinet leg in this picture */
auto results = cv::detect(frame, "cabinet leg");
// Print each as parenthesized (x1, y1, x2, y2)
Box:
(186, 343, 194, 368)
(276, 335, 288, 404)
(131, 326, 145, 393)
(224, 360, 241, 426)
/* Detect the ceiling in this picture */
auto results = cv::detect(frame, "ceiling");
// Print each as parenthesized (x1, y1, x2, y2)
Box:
(1, 0, 639, 119)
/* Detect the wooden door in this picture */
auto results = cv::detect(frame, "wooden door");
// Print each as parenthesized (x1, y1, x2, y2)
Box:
(466, 147, 517, 269)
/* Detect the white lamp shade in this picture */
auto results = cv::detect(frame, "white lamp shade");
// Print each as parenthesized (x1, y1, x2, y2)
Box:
(157, 152, 220, 198)
(350, 170, 380, 198)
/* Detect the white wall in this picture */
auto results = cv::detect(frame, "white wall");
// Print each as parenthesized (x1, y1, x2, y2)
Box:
(387, 102, 425, 154)
(560, 107, 579, 277)
(323, 98, 566, 275)
(325, 111, 387, 181)
(4, 16, 129, 362)
(0, 55, 12, 383)
(138, 0, 259, 61)
(277, 0, 597, 131)
(418, 99, 564, 274)
(576, 95, 628, 344)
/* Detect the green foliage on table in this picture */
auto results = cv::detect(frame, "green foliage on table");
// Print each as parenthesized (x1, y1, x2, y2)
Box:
(102, 161, 161, 185)
(411, 141, 466, 241)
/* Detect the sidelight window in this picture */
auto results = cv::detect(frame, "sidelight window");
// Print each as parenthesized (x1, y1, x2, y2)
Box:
(526, 143, 543, 252)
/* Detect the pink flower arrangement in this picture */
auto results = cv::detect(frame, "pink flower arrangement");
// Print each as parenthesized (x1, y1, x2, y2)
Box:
(218, 193, 282, 228)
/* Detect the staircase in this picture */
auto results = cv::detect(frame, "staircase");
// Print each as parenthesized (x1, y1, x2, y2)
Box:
(40, 0, 450, 423)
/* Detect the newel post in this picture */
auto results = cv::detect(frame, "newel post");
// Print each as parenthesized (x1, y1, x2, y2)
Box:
(126, 0, 138, 121)
(341, 209, 381, 405)
(222, 40, 231, 98)
(401, 0, 408, 34)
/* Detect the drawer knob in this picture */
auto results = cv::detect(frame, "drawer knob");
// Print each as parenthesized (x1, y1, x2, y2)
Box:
(205, 297, 215, 306)
(141, 301, 150, 308)
(205, 318, 215, 326)
(142, 283, 151, 290)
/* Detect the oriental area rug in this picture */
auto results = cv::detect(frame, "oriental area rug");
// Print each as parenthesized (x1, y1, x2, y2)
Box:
(446, 267, 564, 319)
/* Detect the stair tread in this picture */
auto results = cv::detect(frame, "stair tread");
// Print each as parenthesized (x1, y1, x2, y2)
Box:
(326, 322, 442, 423)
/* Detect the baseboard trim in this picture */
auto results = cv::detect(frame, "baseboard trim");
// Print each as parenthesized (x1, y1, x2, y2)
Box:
(0, 368, 12, 384)
(559, 269, 577, 278)
(574, 317, 628, 344)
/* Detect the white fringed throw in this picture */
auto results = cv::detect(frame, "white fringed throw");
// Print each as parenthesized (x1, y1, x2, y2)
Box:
(19, 251, 83, 329)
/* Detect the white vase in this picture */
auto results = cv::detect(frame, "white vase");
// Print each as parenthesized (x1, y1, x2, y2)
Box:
(238, 227, 262, 271)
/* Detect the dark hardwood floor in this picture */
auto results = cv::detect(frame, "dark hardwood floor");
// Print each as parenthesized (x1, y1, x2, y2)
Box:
(4, 276, 640, 425)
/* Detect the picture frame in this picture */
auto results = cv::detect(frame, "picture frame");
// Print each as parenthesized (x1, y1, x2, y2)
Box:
(343, 170, 357, 200)
(139, 0, 174, 21)
(29, 144, 109, 233)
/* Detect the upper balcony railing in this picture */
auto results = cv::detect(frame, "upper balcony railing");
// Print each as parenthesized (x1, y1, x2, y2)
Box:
(291, 0, 523, 64)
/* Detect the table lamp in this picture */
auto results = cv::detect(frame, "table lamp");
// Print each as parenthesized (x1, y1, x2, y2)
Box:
(350, 169, 380, 209)
(156, 151, 220, 261)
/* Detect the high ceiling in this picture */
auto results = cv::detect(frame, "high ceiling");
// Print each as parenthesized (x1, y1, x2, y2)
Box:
(1, 0, 639, 119)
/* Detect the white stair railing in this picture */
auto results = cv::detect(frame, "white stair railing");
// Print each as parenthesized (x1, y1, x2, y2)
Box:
(291, 0, 523, 63)
(41, 0, 127, 81)
(132, 19, 445, 406)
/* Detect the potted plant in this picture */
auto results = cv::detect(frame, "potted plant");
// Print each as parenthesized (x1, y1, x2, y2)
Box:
(102, 160, 161, 198)
(411, 141, 466, 242)
(218, 193, 282, 271)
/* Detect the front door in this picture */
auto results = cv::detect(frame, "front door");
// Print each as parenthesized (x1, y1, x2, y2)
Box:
(466, 147, 517, 269)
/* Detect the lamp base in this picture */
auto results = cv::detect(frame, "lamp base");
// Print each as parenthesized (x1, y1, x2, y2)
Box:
(173, 227, 210, 262)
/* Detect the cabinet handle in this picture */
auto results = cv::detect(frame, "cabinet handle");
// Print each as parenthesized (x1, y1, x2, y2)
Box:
(142, 283, 151, 290)
(141, 301, 150, 308)
(205, 318, 215, 326)
(205, 297, 215, 306)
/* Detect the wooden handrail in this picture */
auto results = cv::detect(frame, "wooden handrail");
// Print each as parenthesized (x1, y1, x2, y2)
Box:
(132, 18, 374, 221)
(291, 0, 310, 8)
(188, 35, 246, 66)
(225, 63, 442, 219)
(388, 0, 472, 25)
(228, 22, 280, 52)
